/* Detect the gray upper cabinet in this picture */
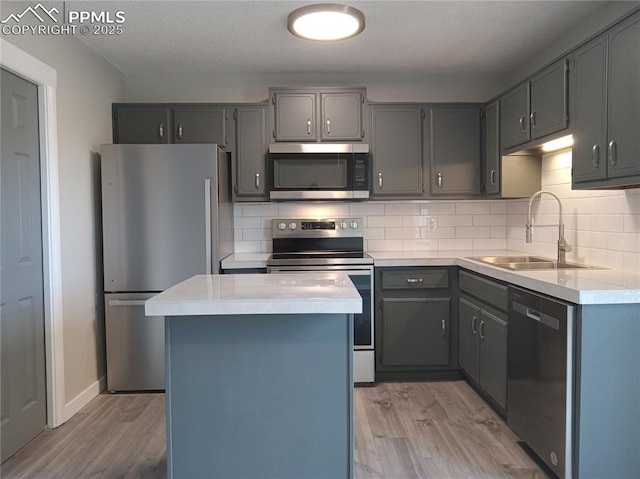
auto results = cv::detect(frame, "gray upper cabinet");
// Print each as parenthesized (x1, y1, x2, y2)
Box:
(429, 106, 481, 196)
(272, 91, 317, 141)
(484, 101, 542, 198)
(233, 106, 268, 200)
(500, 58, 568, 152)
(173, 106, 227, 145)
(370, 104, 425, 197)
(112, 105, 171, 144)
(573, 11, 640, 188)
(113, 104, 227, 145)
(271, 88, 365, 142)
(320, 92, 364, 141)
(529, 60, 569, 140)
(500, 83, 530, 151)
(484, 101, 500, 195)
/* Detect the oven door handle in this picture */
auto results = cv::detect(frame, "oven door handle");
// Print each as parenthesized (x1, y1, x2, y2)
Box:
(267, 265, 372, 274)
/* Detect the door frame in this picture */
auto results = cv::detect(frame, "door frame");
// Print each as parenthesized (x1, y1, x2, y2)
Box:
(1, 38, 65, 428)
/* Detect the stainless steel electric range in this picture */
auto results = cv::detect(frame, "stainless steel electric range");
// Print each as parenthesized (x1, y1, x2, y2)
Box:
(266, 218, 375, 384)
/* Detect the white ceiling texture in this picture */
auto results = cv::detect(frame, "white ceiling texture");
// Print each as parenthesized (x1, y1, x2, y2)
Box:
(73, 0, 625, 77)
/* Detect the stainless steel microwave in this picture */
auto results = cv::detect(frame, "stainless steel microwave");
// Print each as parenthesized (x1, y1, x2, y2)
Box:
(268, 143, 370, 201)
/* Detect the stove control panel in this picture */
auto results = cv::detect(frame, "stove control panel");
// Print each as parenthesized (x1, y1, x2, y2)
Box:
(272, 218, 364, 237)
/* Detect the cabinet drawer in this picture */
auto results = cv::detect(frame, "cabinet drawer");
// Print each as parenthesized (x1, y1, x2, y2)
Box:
(459, 270, 508, 312)
(381, 269, 449, 290)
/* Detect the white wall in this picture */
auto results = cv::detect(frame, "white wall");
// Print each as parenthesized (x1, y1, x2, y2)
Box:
(125, 72, 504, 104)
(3, 27, 126, 408)
(507, 150, 640, 273)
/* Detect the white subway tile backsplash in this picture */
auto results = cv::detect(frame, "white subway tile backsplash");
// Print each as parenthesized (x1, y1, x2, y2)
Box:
(242, 228, 270, 241)
(490, 202, 507, 215)
(421, 202, 456, 215)
(386, 227, 421, 240)
(456, 226, 491, 238)
(473, 214, 507, 226)
(437, 215, 472, 227)
(349, 203, 386, 216)
(439, 239, 473, 250)
(242, 203, 279, 217)
(421, 226, 456, 239)
(385, 203, 421, 216)
(313, 204, 351, 218)
(363, 228, 385, 240)
(455, 202, 491, 215)
(277, 203, 316, 217)
(402, 215, 429, 227)
(473, 238, 506, 250)
(367, 215, 403, 228)
(624, 215, 640, 233)
(403, 239, 438, 251)
(366, 239, 404, 251)
(591, 215, 624, 232)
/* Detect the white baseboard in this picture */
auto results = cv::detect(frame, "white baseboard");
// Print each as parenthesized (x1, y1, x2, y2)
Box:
(61, 375, 107, 425)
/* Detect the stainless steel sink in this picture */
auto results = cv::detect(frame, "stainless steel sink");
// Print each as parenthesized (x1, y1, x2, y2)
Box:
(471, 255, 598, 270)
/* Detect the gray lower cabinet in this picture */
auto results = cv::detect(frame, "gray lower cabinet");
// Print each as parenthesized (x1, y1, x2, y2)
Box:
(112, 104, 171, 144)
(375, 267, 458, 380)
(572, 11, 640, 188)
(429, 106, 481, 196)
(270, 88, 365, 142)
(458, 270, 508, 411)
(499, 58, 569, 152)
(370, 104, 425, 198)
(233, 106, 268, 200)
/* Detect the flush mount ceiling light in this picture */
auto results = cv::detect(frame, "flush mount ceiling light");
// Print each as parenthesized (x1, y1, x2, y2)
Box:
(287, 4, 365, 41)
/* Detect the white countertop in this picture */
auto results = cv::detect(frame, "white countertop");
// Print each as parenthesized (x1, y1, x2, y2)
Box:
(145, 273, 363, 316)
(222, 250, 640, 305)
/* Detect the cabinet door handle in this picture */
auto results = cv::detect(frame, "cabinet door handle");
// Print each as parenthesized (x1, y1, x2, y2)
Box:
(158, 123, 165, 139)
(471, 315, 477, 335)
(406, 278, 423, 284)
(592, 144, 600, 169)
(479, 320, 485, 340)
(378, 172, 383, 189)
(326, 118, 331, 134)
(490, 169, 496, 186)
(519, 115, 526, 133)
(255, 173, 260, 189)
(530, 111, 537, 129)
(177, 124, 184, 139)
(437, 172, 443, 189)
(307, 119, 312, 135)
(441, 319, 446, 337)
(608, 140, 617, 166)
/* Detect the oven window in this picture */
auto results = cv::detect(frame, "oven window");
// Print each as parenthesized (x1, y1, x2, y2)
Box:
(273, 158, 348, 189)
(349, 274, 372, 347)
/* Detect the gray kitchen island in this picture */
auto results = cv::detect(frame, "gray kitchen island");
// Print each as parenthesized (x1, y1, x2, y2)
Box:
(145, 273, 361, 479)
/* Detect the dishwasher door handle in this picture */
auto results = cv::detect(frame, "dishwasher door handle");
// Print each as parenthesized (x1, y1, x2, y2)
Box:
(513, 300, 560, 330)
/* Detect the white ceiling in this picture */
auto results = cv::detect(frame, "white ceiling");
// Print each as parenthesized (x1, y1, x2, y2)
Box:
(74, 0, 617, 76)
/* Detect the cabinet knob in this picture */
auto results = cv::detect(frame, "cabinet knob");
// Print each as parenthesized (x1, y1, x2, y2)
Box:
(177, 124, 184, 139)
(307, 119, 312, 135)
(519, 115, 526, 133)
(441, 319, 446, 337)
(326, 118, 331, 134)
(378, 172, 383, 189)
(471, 315, 478, 335)
(479, 320, 485, 340)
(490, 170, 496, 186)
(437, 172, 443, 189)
(406, 278, 423, 284)
(158, 123, 165, 139)
(530, 111, 537, 129)
(255, 173, 260, 189)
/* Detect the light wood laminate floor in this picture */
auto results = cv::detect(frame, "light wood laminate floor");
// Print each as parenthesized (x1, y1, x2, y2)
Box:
(1, 381, 548, 479)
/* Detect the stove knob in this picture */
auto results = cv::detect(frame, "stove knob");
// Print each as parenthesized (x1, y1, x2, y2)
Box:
(289, 222, 297, 230)
(278, 222, 287, 230)
(340, 221, 348, 229)
(350, 221, 359, 229)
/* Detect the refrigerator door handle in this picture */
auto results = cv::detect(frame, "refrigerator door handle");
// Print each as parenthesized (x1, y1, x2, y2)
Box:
(108, 299, 147, 307)
(204, 178, 212, 274)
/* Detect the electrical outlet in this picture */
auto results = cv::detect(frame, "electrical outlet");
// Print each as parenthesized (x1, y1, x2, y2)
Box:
(426, 216, 437, 232)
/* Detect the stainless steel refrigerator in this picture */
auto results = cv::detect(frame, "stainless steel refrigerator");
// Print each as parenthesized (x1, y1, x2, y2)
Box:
(101, 144, 234, 391)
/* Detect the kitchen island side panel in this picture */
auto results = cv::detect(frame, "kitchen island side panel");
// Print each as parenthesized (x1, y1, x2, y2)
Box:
(165, 313, 354, 479)
(575, 303, 640, 479)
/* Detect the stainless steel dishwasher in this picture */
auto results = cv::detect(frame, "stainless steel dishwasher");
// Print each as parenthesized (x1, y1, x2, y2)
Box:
(507, 286, 575, 479)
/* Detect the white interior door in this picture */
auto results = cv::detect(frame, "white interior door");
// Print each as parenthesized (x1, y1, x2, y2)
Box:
(1, 67, 47, 463)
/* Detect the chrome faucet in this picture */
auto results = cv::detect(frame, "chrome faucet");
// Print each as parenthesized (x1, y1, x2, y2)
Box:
(526, 190, 572, 264)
